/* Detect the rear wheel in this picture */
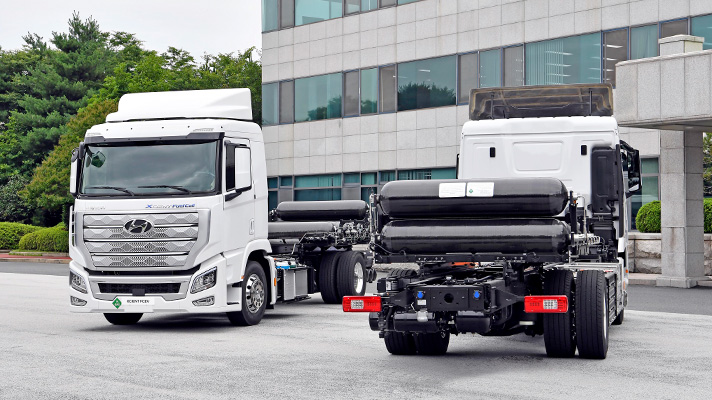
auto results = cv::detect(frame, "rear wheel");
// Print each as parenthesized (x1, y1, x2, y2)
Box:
(543, 269, 576, 358)
(227, 261, 267, 326)
(104, 313, 142, 325)
(414, 331, 450, 355)
(318, 252, 342, 304)
(575, 270, 609, 359)
(384, 331, 417, 355)
(336, 251, 367, 297)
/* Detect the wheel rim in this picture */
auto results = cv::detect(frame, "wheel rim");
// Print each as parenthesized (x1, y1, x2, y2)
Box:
(245, 274, 265, 313)
(353, 262, 364, 293)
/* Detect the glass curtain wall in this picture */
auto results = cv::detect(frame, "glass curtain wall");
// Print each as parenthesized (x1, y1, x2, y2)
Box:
(525, 33, 601, 85)
(362, 0, 378, 11)
(503, 45, 524, 87)
(361, 68, 378, 114)
(279, 80, 294, 124)
(380, 65, 397, 113)
(294, 174, 342, 201)
(281, 0, 295, 28)
(458, 53, 478, 104)
(397, 56, 457, 111)
(691, 14, 712, 50)
(630, 25, 658, 59)
(294, 73, 343, 122)
(343, 71, 360, 117)
(660, 19, 688, 38)
(345, 0, 360, 14)
(262, 0, 279, 32)
(262, 83, 279, 125)
(631, 158, 660, 229)
(295, 0, 342, 26)
(603, 29, 628, 87)
(479, 49, 501, 88)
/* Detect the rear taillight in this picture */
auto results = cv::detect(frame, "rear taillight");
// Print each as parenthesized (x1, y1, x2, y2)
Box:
(524, 295, 568, 313)
(343, 296, 381, 312)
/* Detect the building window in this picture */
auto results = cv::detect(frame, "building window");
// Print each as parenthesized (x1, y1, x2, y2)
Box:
(603, 29, 628, 87)
(280, 176, 293, 187)
(345, 0, 360, 14)
(630, 24, 658, 59)
(262, 0, 279, 32)
(380, 0, 396, 7)
(343, 70, 360, 117)
(380, 171, 395, 183)
(479, 49, 501, 88)
(397, 55, 457, 111)
(631, 158, 660, 230)
(360, 172, 378, 202)
(398, 0, 419, 4)
(280, 80, 294, 124)
(361, 68, 378, 114)
(267, 177, 279, 210)
(294, 174, 342, 201)
(281, 0, 295, 29)
(692, 14, 712, 50)
(397, 168, 456, 180)
(525, 33, 601, 85)
(294, 73, 343, 122)
(660, 18, 688, 38)
(344, 173, 360, 185)
(295, 0, 342, 26)
(362, 0, 378, 11)
(458, 52, 478, 104)
(262, 82, 279, 126)
(380, 65, 397, 113)
(503, 45, 524, 87)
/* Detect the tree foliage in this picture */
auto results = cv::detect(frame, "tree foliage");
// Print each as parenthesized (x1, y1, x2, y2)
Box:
(704, 132, 712, 196)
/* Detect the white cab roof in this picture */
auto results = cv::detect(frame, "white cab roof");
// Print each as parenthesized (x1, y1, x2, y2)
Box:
(462, 116, 618, 136)
(106, 88, 252, 122)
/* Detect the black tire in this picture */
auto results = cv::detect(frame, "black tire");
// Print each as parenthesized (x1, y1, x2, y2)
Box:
(104, 313, 142, 325)
(388, 267, 418, 279)
(336, 251, 367, 298)
(575, 270, 609, 359)
(227, 261, 267, 326)
(318, 252, 342, 304)
(414, 331, 450, 355)
(543, 269, 576, 358)
(384, 331, 417, 355)
(612, 308, 624, 325)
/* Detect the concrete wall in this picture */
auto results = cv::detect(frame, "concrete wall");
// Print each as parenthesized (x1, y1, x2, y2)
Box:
(628, 232, 712, 275)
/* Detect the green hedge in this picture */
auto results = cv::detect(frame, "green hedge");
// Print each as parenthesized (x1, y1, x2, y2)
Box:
(18, 222, 69, 253)
(0, 222, 42, 250)
(636, 199, 712, 233)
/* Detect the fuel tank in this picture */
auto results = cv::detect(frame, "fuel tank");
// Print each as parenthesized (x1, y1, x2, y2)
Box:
(379, 218, 570, 255)
(267, 221, 339, 239)
(275, 200, 368, 221)
(378, 178, 568, 218)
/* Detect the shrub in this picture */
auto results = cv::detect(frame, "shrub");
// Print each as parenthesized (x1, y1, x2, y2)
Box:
(0, 222, 42, 249)
(705, 198, 712, 233)
(18, 222, 69, 253)
(636, 201, 661, 233)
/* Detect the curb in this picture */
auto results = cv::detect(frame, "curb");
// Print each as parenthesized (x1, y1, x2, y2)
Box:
(0, 257, 70, 264)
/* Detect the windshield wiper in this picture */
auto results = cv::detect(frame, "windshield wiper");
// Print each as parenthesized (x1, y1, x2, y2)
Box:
(85, 186, 135, 196)
(138, 185, 194, 194)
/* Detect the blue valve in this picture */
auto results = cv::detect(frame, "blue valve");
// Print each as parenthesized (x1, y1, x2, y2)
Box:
(474, 290, 481, 299)
(417, 291, 424, 299)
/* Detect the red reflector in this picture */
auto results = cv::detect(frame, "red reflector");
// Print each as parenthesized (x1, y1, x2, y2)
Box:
(342, 296, 381, 312)
(524, 295, 568, 313)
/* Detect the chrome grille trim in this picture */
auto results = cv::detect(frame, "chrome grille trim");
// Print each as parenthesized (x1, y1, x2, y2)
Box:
(84, 213, 198, 226)
(85, 241, 194, 253)
(83, 226, 198, 240)
(92, 254, 189, 267)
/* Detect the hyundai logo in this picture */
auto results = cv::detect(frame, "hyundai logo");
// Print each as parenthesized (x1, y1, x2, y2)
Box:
(124, 219, 153, 234)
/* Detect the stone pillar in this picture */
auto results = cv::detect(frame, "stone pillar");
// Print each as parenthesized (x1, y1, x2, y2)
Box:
(658, 130, 705, 288)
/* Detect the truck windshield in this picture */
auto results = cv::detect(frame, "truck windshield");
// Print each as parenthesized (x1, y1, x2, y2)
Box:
(79, 141, 218, 196)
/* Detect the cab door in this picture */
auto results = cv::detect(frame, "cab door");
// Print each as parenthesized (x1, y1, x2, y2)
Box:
(223, 139, 255, 250)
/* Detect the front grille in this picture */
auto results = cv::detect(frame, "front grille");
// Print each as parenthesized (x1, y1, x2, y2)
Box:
(83, 212, 199, 269)
(98, 283, 181, 294)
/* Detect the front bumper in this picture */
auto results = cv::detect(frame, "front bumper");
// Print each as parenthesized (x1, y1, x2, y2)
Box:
(68, 260, 240, 314)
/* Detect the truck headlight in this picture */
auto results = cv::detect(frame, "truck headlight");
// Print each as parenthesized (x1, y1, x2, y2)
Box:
(191, 267, 217, 294)
(69, 271, 87, 293)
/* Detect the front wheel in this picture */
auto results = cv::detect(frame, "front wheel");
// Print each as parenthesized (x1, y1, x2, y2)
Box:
(227, 261, 267, 326)
(575, 270, 609, 359)
(104, 313, 142, 325)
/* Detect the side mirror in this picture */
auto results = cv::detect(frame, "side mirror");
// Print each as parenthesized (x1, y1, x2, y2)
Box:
(234, 146, 252, 191)
(69, 143, 84, 196)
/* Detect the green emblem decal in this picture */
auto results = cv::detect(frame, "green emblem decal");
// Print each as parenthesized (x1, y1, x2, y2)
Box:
(112, 298, 122, 309)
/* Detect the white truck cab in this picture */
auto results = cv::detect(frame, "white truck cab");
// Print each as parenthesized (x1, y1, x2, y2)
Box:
(68, 89, 276, 325)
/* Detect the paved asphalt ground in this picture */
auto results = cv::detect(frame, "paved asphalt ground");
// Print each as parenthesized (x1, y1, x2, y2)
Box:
(1, 263, 712, 399)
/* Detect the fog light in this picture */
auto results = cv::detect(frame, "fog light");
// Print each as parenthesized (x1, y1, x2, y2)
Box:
(192, 296, 215, 307)
(69, 271, 87, 294)
(70, 296, 87, 306)
(191, 267, 217, 294)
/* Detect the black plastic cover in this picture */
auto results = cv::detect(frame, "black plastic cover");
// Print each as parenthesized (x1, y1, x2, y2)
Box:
(275, 200, 367, 221)
(267, 221, 338, 239)
(378, 178, 568, 219)
(470, 84, 613, 120)
(379, 218, 570, 255)
(590, 147, 620, 214)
